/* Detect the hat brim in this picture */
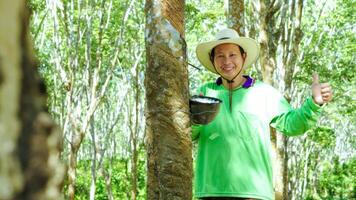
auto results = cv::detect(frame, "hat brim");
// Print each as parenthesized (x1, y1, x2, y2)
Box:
(196, 38, 260, 74)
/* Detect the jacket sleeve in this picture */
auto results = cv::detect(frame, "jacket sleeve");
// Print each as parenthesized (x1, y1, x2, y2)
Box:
(270, 97, 322, 136)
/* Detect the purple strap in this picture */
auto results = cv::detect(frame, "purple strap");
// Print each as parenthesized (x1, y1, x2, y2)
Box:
(242, 75, 255, 88)
(216, 77, 223, 85)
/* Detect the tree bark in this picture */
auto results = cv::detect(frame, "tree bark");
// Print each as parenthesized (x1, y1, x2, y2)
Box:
(257, 1, 286, 199)
(89, 120, 97, 200)
(281, 1, 304, 199)
(258, 0, 280, 85)
(129, 90, 138, 200)
(283, 0, 304, 100)
(0, 1, 64, 199)
(145, 0, 192, 199)
(101, 167, 114, 200)
(228, 0, 245, 36)
(130, 55, 141, 200)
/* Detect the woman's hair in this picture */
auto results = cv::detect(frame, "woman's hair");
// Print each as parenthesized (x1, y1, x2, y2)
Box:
(209, 45, 245, 63)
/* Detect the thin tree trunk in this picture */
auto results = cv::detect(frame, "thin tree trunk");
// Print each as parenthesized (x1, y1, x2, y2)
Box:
(300, 144, 312, 198)
(128, 49, 143, 200)
(90, 120, 97, 200)
(124, 159, 131, 199)
(284, 0, 304, 99)
(130, 54, 141, 200)
(145, 0, 192, 199)
(282, 1, 304, 199)
(283, 136, 289, 199)
(129, 91, 138, 200)
(101, 167, 114, 200)
(68, 140, 81, 200)
(0, 1, 64, 199)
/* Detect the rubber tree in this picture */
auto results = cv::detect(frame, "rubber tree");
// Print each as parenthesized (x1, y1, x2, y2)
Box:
(0, 1, 64, 199)
(145, 0, 192, 199)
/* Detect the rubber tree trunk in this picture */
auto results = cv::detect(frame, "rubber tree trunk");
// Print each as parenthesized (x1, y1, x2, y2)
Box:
(0, 1, 64, 199)
(145, 0, 192, 199)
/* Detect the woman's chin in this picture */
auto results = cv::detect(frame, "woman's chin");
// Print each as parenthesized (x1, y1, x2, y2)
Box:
(221, 72, 236, 80)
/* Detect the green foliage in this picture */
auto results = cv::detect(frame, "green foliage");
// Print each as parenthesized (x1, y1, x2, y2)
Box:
(306, 157, 356, 199)
(289, 0, 356, 198)
(308, 126, 335, 148)
(62, 146, 147, 200)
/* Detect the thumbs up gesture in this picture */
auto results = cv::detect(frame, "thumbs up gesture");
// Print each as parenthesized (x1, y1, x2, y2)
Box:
(311, 73, 333, 105)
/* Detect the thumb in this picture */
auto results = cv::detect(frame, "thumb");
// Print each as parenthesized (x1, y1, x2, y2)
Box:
(311, 73, 323, 105)
(312, 72, 320, 84)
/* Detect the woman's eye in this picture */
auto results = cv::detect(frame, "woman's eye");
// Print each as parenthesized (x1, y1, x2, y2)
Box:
(230, 54, 237, 57)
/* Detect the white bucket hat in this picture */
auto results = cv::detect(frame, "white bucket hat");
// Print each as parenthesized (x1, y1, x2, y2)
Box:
(196, 28, 260, 74)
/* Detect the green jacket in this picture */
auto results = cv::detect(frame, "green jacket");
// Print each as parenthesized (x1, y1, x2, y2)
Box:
(192, 80, 321, 200)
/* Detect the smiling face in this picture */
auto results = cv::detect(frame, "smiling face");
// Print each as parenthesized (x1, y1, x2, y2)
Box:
(212, 43, 246, 81)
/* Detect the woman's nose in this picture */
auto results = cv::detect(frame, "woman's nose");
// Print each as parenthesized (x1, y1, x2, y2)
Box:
(222, 56, 232, 64)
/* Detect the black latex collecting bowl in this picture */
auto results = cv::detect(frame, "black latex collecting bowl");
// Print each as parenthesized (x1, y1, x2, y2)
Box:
(189, 95, 222, 125)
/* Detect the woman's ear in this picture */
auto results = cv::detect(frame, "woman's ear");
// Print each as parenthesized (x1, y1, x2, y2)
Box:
(242, 53, 247, 60)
